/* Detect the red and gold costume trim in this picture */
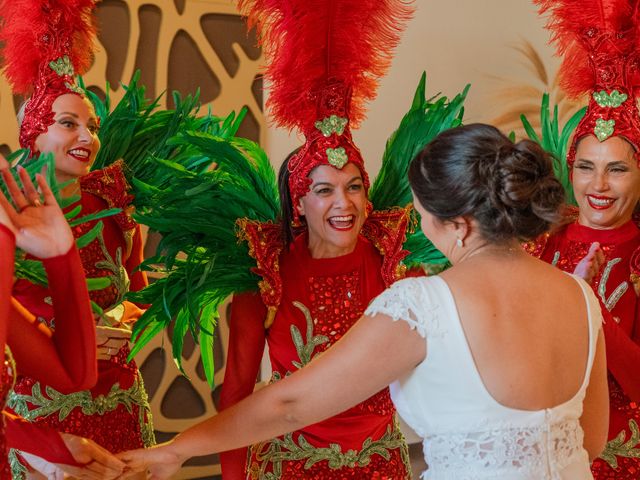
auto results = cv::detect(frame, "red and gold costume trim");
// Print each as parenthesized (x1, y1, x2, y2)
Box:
(361, 206, 413, 287)
(237, 206, 413, 328)
(236, 219, 285, 328)
(80, 160, 136, 257)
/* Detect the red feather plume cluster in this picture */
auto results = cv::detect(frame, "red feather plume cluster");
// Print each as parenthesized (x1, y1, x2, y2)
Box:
(238, 0, 414, 132)
(0, 0, 97, 95)
(536, 0, 640, 166)
(535, 0, 640, 98)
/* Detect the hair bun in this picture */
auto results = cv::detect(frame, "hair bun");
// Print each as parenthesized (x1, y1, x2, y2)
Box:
(409, 124, 566, 243)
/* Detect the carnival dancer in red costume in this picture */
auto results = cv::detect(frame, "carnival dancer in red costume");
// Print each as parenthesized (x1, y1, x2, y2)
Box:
(217, 1, 416, 477)
(530, 1, 640, 477)
(0, 158, 128, 479)
(0, 1, 154, 477)
(88, 1, 463, 476)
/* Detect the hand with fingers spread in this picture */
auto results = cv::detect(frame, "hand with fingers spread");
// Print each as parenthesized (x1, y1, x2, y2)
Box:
(96, 325, 131, 361)
(573, 242, 605, 285)
(0, 155, 74, 258)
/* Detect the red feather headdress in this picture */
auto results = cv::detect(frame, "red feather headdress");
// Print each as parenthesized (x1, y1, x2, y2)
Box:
(536, 0, 640, 165)
(0, 0, 98, 151)
(239, 0, 414, 221)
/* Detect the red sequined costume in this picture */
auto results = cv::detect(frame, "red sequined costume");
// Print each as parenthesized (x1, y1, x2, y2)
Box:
(8, 162, 155, 478)
(526, 211, 640, 479)
(0, 224, 97, 478)
(220, 210, 413, 479)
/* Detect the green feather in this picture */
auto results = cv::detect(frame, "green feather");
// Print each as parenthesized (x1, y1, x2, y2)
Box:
(520, 94, 586, 206)
(370, 73, 468, 269)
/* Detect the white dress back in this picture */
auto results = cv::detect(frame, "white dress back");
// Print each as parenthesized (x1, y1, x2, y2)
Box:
(365, 275, 601, 480)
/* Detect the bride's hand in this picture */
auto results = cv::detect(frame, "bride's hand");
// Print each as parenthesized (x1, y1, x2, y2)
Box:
(117, 442, 186, 480)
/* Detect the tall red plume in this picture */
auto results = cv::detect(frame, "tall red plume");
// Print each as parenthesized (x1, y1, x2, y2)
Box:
(238, 0, 414, 131)
(536, 0, 640, 165)
(0, 0, 97, 96)
(535, 0, 640, 99)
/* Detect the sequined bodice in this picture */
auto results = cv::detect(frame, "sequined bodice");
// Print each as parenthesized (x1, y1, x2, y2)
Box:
(71, 204, 129, 311)
(268, 235, 396, 425)
(247, 236, 409, 478)
(535, 221, 640, 321)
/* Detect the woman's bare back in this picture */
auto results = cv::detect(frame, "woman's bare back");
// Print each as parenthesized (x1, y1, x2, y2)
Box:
(440, 251, 590, 411)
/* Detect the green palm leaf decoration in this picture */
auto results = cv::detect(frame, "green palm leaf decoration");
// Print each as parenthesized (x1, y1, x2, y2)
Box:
(370, 72, 468, 270)
(127, 127, 279, 386)
(520, 93, 586, 206)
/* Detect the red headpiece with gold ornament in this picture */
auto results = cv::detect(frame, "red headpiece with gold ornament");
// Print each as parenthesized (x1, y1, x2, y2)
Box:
(0, 0, 98, 152)
(238, 0, 413, 222)
(536, 0, 640, 165)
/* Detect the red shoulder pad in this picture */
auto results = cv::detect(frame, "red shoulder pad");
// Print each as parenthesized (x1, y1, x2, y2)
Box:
(361, 206, 411, 287)
(80, 160, 136, 233)
(236, 219, 284, 327)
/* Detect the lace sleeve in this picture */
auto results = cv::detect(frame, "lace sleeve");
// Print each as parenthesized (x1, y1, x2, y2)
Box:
(365, 277, 435, 338)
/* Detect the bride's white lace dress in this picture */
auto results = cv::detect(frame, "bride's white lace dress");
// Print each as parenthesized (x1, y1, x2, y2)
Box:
(365, 275, 601, 480)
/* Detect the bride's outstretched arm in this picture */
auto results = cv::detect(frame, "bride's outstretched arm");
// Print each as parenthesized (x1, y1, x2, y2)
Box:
(119, 312, 426, 478)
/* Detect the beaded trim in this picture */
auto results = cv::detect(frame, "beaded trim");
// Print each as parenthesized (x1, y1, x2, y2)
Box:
(8, 375, 151, 422)
(600, 419, 640, 469)
(248, 419, 410, 480)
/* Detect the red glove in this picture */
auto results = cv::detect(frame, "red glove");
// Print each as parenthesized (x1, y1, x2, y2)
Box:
(219, 292, 267, 479)
(8, 245, 97, 393)
(602, 308, 640, 402)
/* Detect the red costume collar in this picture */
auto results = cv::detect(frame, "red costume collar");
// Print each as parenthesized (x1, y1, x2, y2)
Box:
(565, 219, 640, 245)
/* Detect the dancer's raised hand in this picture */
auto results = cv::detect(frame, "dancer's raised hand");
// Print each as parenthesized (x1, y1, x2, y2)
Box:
(0, 155, 74, 258)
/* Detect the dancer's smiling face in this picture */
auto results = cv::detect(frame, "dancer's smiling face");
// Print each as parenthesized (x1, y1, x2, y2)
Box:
(573, 134, 640, 230)
(34, 93, 101, 183)
(297, 163, 368, 258)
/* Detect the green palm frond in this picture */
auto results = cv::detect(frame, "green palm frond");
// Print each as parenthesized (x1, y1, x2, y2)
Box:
(521, 93, 586, 206)
(370, 72, 468, 269)
(127, 127, 279, 386)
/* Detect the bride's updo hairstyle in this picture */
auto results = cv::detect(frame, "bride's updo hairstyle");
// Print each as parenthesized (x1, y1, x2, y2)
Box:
(408, 123, 564, 243)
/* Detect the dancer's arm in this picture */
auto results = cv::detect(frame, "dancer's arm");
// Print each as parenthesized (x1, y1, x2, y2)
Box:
(0, 162, 97, 391)
(120, 312, 425, 478)
(7, 245, 97, 392)
(602, 307, 640, 402)
(219, 293, 267, 479)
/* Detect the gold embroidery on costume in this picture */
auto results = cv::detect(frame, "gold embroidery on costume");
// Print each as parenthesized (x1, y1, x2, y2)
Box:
(599, 257, 628, 311)
(8, 376, 150, 422)
(254, 302, 409, 478)
(290, 301, 329, 369)
(8, 450, 27, 480)
(95, 234, 130, 307)
(600, 419, 640, 468)
(249, 421, 408, 480)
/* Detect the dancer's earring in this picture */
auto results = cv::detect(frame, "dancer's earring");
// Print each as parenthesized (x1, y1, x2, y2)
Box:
(455, 237, 463, 248)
